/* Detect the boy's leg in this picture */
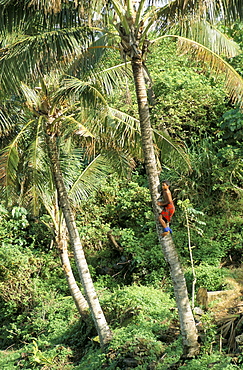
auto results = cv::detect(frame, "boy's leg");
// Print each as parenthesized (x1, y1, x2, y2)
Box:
(159, 215, 172, 236)
(158, 214, 167, 228)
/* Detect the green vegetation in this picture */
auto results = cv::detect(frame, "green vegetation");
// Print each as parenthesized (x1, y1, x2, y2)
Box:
(0, 168, 243, 368)
(0, 0, 243, 368)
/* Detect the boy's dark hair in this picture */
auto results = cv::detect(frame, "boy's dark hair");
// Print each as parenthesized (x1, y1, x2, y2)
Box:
(162, 180, 170, 186)
(157, 180, 171, 193)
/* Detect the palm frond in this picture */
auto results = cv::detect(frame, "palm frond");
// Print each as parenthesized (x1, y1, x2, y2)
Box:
(216, 0, 243, 23)
(95, 62, 133, 95)
(81, 105, 142, 159)
(24, 116, 47, 215)
(0, 144, 19, 189)
(0, 1, 91, 33)
(32, 172, 59, 226)
(106, 107, 141, 151)
(61, 114, 95, 139)
(152, 34, 243, 108)
(0, 27, 93, 93)
(67, 34, 112, 78)
(135, 0, 147, 28)
(55, 58, 132, 108)
(0, 120, 34, 189)
(37, 188, 59, 228)
(153, 128, 192, 172)
(155, 0, 243, 25)
(68, 154, 111, 204)
(142, 9, 161, 39)
(54, 77, 108, 108)
(0, 1, 29, 34)
(77, 103, 191, 172)
(101, 147, 135, 177)
(23, 143, 56, 217)
(175, 35, 243, 108)
(111, 0, 130, 34)
(70, 54, 133, 96)
(172, 20, 241, 58)
(0, 108, 12, 137)
(20, 83, 40, 110)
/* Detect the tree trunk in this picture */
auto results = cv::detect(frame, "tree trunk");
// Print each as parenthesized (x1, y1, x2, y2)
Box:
(131, 56, 200, 357)
(45, 129, 112, 347)
(56, 223, 90, 319)
(160, 233, 199, 357)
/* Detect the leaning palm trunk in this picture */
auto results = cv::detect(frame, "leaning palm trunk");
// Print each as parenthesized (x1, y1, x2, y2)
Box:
(56, 223, 90, 319)
(45, 126, 112, 347)
(160, 233, 199, 357)
(131, 56, 200, 357)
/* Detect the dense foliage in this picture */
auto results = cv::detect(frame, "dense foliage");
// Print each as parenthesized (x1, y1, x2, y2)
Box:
(0, 169, 242, 368)
(0, 26, 243, 370)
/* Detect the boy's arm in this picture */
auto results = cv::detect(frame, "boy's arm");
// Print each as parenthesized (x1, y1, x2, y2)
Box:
(157, 190, 172, 206)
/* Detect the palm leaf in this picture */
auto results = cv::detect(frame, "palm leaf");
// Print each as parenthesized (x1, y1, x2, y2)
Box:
(111, 0, 130, 34)
(0, 144, 18, 189)
(0, 28, 93, 93)
(153, 128, 192, 172)
(55, 76, 108, 107)
(154, 0, 243, 24)
(172, 20, 241, 58)
(175, 35, 243, 108)
(0, 108, 12, 137)
(0, 1, 91, 32)
(135, 0, 147, 28)
(95, 62, 133, 95)
(67, 34, 113, 78)
(38, 189, 59, 229)
(68, 154, 111, 204)
(20, 83, 41, 111)
(61, 114, 95, 139)
(55, 58, 132, 108)
(100, 147, 135, 177)
(152, 34, 243, 108)
(24, 116, 47, 215)
(0, 120, 34, 188)
(84, 106, 142, 157)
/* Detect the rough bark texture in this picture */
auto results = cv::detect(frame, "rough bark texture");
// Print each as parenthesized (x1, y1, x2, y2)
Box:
(159, 231, 200, 357)
(45, 129, 112, 347)
(131, 57, 160, 211)
(56, 225, 89, 319)
(131, 56, 200, 357)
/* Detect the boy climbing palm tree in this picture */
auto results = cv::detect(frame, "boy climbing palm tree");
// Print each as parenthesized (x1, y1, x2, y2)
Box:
(157, 180, 175, 237)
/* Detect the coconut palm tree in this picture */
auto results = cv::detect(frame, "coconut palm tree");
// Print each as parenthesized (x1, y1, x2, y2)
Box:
(0, 84, 112, 345)
(0, 62, 145, 345)
(83, 0, 242, 357)
(27, 148, 113, 321)
(93, 0, 243, 358)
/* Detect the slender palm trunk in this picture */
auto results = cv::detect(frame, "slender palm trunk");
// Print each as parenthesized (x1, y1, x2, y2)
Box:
(56, 224, 90, 319)
(45, 129, 112, 347)
(131, 56, 200, 357)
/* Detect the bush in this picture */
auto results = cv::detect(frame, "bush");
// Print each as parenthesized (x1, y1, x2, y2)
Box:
(78, 285, 177, 369)
(185, 264, 227, 293)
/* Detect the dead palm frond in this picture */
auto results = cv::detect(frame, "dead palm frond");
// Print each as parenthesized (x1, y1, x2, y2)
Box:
(218, 313, 243, 352)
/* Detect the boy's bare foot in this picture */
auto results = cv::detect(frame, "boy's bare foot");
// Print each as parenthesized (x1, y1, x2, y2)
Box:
(162, 231, 170, 237)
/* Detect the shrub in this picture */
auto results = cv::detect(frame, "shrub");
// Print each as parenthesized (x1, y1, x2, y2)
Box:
(77, 285, 177, 369)
(185, 264, 227, 293)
